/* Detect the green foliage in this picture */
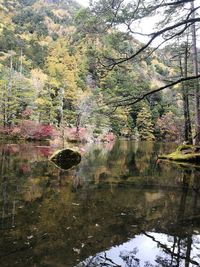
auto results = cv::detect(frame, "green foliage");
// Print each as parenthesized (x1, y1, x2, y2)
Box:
(13, 9, 48, 36)
(19, 0, 37, 6)
(136, 105, 155, 141)
(110, 113, 132, 137)
(0, 67, 35, 126)
(159, 145, 200, 164)
(0, 28, 24, 52)
(34, 85, 55, 124)
(154, 64, 169, 76)
(74, 8, 102, 35)
(0, 0, 185, 141)
(25, 39, 48, 68)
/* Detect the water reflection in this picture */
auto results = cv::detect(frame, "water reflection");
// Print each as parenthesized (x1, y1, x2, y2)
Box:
(76, 232, 200, 267)
(0, 141, 199, 266)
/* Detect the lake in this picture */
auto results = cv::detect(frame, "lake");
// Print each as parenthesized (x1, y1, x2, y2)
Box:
(0, 140, 200, 267)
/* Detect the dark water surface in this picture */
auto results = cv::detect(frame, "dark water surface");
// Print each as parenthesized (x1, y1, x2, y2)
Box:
(0, 141, 200, 267)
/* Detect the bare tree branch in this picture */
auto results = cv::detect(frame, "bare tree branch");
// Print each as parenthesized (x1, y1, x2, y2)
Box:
(103, 17, 200, 69)
(109, 0, 125, 27)
(153, 0, 195, 8)
(142, 22, 194, 60)
(109, 74, 200, 107)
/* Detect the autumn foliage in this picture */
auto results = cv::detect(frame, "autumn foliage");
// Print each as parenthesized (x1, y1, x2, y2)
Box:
(156, 112, 183, 141)
(0, 120, 57, 140)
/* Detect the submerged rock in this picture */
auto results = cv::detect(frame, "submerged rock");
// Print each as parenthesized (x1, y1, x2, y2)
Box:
(159, 145, 200, 164)
(50, 149, 81, 170)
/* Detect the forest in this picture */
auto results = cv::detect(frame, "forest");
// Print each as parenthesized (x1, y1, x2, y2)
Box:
(0, 0, 199, 144)
(1, 1, 200, 266)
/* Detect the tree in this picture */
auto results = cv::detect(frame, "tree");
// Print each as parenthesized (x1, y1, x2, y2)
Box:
(0, 62, 34, 127)
(156, 111, 182, 141)
(190, 0, 200, 144)
(45, 37, 84, 126)
(136, 104, 155, 140)
(164, 36, 193, 143)
(178, 39, 193, 144)
(79, 0, 200, 142)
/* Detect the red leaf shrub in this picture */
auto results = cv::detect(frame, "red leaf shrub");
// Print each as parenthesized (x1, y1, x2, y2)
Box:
(0, 121, 57, 140)
(19, 120, 39, 139)
(65, 127, 88, 142)
(33, 125, 55, 140)
(101, 132, 116, 142)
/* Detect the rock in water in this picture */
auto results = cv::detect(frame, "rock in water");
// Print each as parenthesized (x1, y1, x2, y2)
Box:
(50, 149, 81, 170)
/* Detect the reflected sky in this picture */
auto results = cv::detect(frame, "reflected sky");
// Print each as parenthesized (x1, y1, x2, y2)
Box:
(77, 232, 200, 266)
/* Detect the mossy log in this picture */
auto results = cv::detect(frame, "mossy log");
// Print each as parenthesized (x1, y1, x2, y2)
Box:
(50, 149, 81, 170)
(159, 144, 200, 164)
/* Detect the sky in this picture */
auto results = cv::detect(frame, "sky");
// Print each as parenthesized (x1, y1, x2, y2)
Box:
(76, 0, 200, 9)
(76, 0, 90, 7)
(75, 0, 163, 46)
(75, 0, 200, 47)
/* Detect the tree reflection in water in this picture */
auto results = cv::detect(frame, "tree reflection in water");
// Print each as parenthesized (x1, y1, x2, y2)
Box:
(76, 168, 200, 267)
(76, 250, 140, 267)
(0, 142, 200, 266)
(76, 232, 200, 267)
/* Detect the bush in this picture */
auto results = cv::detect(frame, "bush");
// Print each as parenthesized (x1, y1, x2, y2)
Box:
(156, 112, 183, 141)
(0, 121, 57, 140)
(65, 127, 88, 143)
(101, 132, 115, 142)
(33, 125, 55, 140)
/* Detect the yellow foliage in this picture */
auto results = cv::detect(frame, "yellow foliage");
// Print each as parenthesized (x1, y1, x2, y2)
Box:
(53, 9, 70, 18)
(45, 37, 82, 102)
(31, 69, 48, 91)
(150, 78, 164, 89)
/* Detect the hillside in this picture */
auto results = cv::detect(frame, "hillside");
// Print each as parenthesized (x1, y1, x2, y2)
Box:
(0, 0, 182, 142)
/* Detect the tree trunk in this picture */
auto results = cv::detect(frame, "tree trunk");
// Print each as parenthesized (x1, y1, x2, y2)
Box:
(183, 42, 192, 144)
(179, 41, 192, 144)
(76, 112, 81, 135)
(183, 93, 192, 143)
(20, 49, 23, 77)
(191, 1, 200, 144)
(7, 53, 13, 127)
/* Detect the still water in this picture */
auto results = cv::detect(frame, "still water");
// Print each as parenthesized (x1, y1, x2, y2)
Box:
(0, 141, 200, 267)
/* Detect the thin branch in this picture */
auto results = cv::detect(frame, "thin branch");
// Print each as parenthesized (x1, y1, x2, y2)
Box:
(110, 74, 200, 107)
(143, 231, 199, 266)
(109, 0, 125, 27)
(125, 0, 142, 29)
(126, 25, 151, 36)
(126, 5, 200, 36)
(143, 22, 193, 60)
(104, 17, 200, 69)
(148, 0, 195, 12)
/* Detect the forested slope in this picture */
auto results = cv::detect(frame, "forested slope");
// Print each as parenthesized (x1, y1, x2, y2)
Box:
(0, 0, 185, 142)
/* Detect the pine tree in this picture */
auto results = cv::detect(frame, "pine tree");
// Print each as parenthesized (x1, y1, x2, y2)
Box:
(136, 105, 155, 140)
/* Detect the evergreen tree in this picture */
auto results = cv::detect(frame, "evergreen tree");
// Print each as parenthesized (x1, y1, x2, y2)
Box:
(136, 104, 155, 140)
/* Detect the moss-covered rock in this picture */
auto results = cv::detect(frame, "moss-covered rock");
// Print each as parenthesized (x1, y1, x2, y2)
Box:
(159, 145, 200, 164)
(50, 149, 81, 170)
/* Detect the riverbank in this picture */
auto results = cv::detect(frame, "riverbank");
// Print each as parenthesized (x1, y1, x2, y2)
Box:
(159, 144, 200, 164)
(0, 122, 116, 144)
